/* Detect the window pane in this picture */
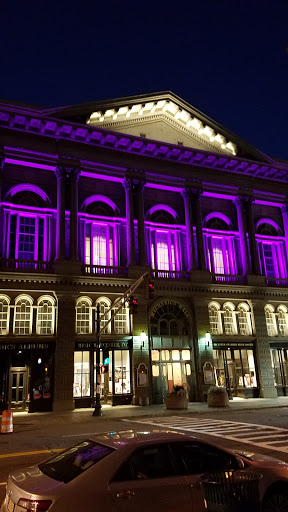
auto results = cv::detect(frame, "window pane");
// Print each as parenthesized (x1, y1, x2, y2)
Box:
(125, 445, 175, 480)
(263, 243, 275, 277)
(92, 225, 107, 266)
(14, 298, 32, 335)
(151, 350, 159, 361)
(73, 351, 90, 397)
(18, 217, 36, 260)
(156, 232, 170, 270)
(212, 238, 225, 274)
(37, 299, 54, 334)
(114, 350, 130, 394)
(182, 350, 190, 361)
(0, 298, 9, 335)
(76, 301, 91, 334)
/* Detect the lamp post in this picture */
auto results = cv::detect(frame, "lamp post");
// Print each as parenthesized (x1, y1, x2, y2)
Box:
(93, 303, 102, 416)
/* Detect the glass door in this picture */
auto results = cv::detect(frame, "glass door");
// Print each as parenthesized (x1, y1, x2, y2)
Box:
(271, 349, 288, 395)
(9, 368, 27, 411)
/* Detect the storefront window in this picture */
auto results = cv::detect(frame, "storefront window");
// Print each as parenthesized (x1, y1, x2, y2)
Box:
(162, 350, 170, 361)
(152, 365, 159, 377)
(213, 347, 257, 391)
(182, 350, 190, 361)
(73, 351, 90, 397)
(172, 350, 180, 361)
(151, 350, 160, 361)
(114, 350, 130, 394)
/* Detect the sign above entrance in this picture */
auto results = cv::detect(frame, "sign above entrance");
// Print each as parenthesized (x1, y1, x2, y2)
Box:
(213, 341, 254, 349)
(75, 340, 132, 350)
(0, 343, 52, 351)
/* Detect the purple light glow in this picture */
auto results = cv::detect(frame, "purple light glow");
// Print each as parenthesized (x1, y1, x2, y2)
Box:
(81, 195, 119, 212)
(6, 184, 51, 204)
(2, 202, 55, 214)
(5, 158, 56, 172)
(79, 212, 125, 222)
(256, 218, 282, 234)
(80, 171, 123, 183)
(146, 183, 182, 193)
(203, 211, 232, 227)
(202, 191, 236, 201)
(146, 204, 178, 219)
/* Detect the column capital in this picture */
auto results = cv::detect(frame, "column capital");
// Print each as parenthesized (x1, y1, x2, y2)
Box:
(55, 165, 67, 180)
(67, 167, 81, 182)
(123, 177, 134, 191)
(234, 195, 254, 208)
(281, 203, 288, 214)
(132, 178, 146, 191)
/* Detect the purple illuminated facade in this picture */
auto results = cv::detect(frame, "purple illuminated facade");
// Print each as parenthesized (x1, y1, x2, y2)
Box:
(1, 91, 288, 413)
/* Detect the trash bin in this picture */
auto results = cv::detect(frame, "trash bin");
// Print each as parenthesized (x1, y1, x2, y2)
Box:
(199, 470, 263, 512)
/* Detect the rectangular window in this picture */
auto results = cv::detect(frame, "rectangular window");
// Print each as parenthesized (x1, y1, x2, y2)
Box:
(114, 307, 129, 334)
(114, 350, 130, 394)
(93, 225, 107, 266)
(156, 232, 170, 270)
(85, 223, 115, 267)
(18, 217, 36, 260)
(263, 243, 275, 277)
(73, 351, 90, 397)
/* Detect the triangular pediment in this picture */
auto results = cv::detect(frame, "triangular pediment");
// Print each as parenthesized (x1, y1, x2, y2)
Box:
(45, 91, 273, 163)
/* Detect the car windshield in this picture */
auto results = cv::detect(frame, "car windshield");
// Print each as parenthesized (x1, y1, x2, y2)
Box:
(39, 440, 114, 483)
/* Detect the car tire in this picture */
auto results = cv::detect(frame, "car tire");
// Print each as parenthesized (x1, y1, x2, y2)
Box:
(263, 490, 288, 512)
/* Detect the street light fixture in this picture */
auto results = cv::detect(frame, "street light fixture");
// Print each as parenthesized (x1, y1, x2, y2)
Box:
(140, 330, 146, 348)
(205, 331, 211, 348)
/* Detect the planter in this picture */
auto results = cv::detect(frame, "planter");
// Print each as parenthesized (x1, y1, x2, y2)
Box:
(165, 394, 188, 410)
(207, 386, 229, 408)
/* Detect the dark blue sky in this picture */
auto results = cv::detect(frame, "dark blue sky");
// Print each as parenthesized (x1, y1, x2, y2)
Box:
(1, 0, 288, 160)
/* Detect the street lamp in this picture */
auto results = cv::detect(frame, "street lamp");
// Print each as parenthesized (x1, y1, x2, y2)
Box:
(140, 330, 146, 348)
(205, 331, 211, 348)
(93, 303, 102, 416)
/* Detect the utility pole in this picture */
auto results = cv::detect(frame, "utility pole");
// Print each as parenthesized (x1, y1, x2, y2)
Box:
(93, 303, 102, 416)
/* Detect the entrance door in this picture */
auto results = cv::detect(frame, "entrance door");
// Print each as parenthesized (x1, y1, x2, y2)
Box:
(271, 349, 288, 395)
(9, 368, 27, 411)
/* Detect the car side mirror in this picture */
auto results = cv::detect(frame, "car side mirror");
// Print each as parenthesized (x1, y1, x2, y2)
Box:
(236, 457, 245, 469)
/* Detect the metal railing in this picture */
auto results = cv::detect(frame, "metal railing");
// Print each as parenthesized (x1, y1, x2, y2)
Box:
(266, 277, 288, 287)
(152, 269, 191, 280)
(82, 264, 128, 276)
(211, 273, 247, 284)
(0, 258, 55, 272)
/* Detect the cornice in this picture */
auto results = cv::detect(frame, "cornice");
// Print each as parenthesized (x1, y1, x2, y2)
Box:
(0, 107, 287, 183)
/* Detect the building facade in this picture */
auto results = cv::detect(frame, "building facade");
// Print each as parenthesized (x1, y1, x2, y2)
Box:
(0, 91, 288, 413)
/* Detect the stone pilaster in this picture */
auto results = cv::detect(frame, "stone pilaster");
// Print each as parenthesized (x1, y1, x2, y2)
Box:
(55, 166, 66, 260)
(67, 167, 81, 262)
(234, 196, 251, 275)
(134, 179, 147, 266)
(123, 177, 136, 266)
(191, 188, 207, 271)
(53, 294, 76, 412)
(182, 187, 197, 271)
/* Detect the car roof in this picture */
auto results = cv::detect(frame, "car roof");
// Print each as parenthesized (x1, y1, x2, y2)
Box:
(89, 429, 194, 448)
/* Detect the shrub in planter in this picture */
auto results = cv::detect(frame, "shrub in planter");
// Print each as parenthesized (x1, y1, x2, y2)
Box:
(165, 385, 188, 410)
(207, 385, 229, 408)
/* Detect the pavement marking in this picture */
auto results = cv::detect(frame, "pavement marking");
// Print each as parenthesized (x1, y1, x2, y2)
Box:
(123, 416, 288, 454)
(0, 449, 63, 459)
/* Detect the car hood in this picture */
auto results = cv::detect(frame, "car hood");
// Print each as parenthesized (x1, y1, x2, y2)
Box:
(238, 450, 288, 466)
(10, 464, 64, 495)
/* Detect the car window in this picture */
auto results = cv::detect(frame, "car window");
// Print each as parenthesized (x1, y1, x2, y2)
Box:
(170, 442, 239, 475)
(112, 444, 176, 481)
(39, 440, 114, 483)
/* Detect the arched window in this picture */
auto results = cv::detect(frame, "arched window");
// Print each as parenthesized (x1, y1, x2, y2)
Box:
(265, 305, 277, 336)
(0, 295, 10, 335)
(203, 214, 236, 276)
(14, 295, 33, 335)
(208, 302, 222, 335)
(81, 197, 119, 268)
(277, 305, 288, 336)
(114, 303, 129, 334)
(96, 297, 111, 334)
(237, 303, 252, 336)
(150, 301, 190, 337)
(256, 220, 286, 279)
(223, 302, 237, 335)
(76, 298, 92, 334)
(36, 296, 55, 335)
(4, 185, 51, 262)
(146, 206, 181, 272)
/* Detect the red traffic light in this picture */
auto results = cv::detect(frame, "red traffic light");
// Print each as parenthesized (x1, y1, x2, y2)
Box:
(146, 279, 155, 299)
(101, 365, 109, 374)
(129, 296, 139, 314)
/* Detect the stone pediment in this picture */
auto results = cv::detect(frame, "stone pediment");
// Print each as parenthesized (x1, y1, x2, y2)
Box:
(45, 91, 272, 163)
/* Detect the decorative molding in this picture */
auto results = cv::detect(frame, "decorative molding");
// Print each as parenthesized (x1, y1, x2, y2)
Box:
(1, 108, 287, 184)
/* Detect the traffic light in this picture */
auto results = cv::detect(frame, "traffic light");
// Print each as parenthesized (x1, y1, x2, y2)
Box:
(146, 279, 155, 299)
(100, 364, 109, 374)
(129, 296, 139, 315)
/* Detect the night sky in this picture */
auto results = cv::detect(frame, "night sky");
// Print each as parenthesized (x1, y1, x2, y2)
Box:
(1, 0, 288, 160)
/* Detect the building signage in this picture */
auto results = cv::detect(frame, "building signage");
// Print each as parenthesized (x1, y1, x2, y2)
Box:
(151, 300, 189, 318)
(0, 343, 51, 351)
(75, 340, 131, 350)
(212, 341, 254, 349)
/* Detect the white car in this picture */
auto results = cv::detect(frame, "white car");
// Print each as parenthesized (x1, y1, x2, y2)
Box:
(1, 429, 288, 512)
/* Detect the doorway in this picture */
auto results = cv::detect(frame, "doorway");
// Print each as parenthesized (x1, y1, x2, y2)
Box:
(9, 367, 27, 411)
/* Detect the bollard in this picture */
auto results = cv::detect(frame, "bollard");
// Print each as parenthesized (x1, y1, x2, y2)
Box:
(1, 409, 13, 433)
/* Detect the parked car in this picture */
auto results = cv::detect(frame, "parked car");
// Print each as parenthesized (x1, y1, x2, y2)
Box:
(1, 429, 288, 512)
